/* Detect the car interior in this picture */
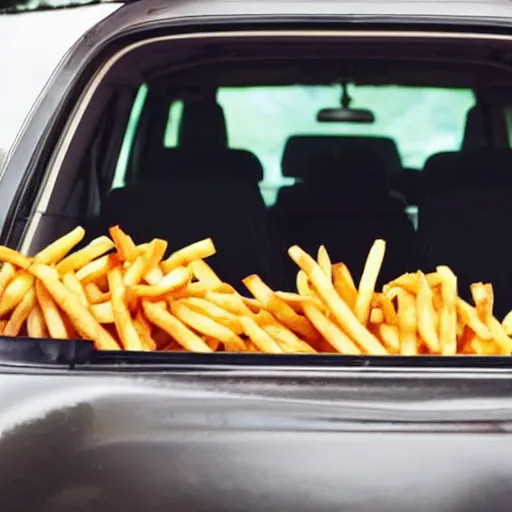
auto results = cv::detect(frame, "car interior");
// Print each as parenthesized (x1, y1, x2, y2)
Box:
(21, 36, 512, 319)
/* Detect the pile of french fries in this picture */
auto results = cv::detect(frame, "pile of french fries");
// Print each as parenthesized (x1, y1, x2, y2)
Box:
(0, 225, 511, 355)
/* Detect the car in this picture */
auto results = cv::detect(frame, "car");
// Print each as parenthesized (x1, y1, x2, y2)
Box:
(2, 0, 512, 510)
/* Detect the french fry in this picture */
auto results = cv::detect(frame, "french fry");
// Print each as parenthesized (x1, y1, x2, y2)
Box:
(243, 274, 319, 343)
(369, 308, 384, 325)
(91, 301, 114, 324)
(457, 299, 492, 341)
(108, 267, 144, 351)
(0, 262, 16, 299)
(373, 293, 398, 326)
(170, 301, 245, 352)
(56, 236, 114, 274)
(416, 271, 440, 353)
(332, 263, 358, 309)
(62, 272, 88, 308)
(239, 315, 282, 353)
(30, 264, 120, 350)
(397, 289, 417, 355)
(503, 310, 512, 336)
(143, 300, 212, 352)
(302, 302, 361, 354)
(189, 259, 223, 286)
(436, 266, 457, 355)
(35, 279, 69, 339)
(0, 270, 34, 317)
(376, 324, 400, 354)
(288, 246, 387, 355)
(274, 291, 325, 313)
(296, 270, 314, 297)
(33, 226, 85, 265)
(3, 288, 36, 336)
(133, 310, 156, 351)
(75, 254, 112, 283)
(84, 282, 110, 304)
(26, 304, 48, 338)
(161, 238, 216, 273)
(205, 291, 255, 317)
(317, 245, 332, 281)
(182, 297, 243, 335)
(256, 311, 316, 354)
(0, 248, 31, 269)
(109, 225, 137, 262)
(354, 239, 386, 326)
(131, 267, 191, 297)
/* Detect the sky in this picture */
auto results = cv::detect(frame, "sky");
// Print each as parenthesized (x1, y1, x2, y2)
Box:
(0, 4, 119, 153)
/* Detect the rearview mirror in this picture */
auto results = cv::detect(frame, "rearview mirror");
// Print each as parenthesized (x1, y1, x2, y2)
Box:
(317, 108, 375, 123)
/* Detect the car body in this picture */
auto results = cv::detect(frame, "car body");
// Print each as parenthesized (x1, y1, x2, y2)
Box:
(2, 1, 512, 510)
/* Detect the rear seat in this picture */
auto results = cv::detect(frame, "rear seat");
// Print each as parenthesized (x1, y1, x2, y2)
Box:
(99, 174, 290, 292)
(144, 100, 264, 184)
(418, 149, 512, 318)
(273, 148, 416, 285)
(421, 149, 512, 199)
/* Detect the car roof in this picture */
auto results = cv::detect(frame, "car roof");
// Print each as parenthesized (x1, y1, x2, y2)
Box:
(95, 0, 512, 46)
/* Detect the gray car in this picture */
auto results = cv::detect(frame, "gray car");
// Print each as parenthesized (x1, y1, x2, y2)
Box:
(2, 1, 512, 510)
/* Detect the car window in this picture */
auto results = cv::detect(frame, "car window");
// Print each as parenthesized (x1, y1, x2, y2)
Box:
(219, 86, 474, 204)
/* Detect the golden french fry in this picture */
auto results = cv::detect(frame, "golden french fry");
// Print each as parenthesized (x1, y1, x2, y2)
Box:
(486, 316, 512, 354)
(161, 238, 216, 273)
(471, 282, 493, 322)
(31, 264, 120, 350)
(205, 291, 255, 317)
(503, 310, 512, 336)
(108, 267, 144, 351)
(62, 272, 88, 308)
(457, 299, 492, 340)
(56, 236, 114, 274)
(182, 297, 243, 335)
(317, 245, 332, 281)
(35, 279, 69, 339)
(0, 247, 31, 269)
(170, 301, 245, 352)
(302, 302, 361, 354)
(109, 225, 137, 262)
(90, 301, 114, 324)
(243, 274, 319, 343)
(288, 246, 387, 355)
(131, 267, 191, 297)
(239, 315, 282, 353)
(332, 263, 358, 309)
(416, 271, 440, 353)
(124, 239, 168, 287)
(75, 254, 112, 283)
(296, 270, 314, 297)
(354, 240, 386, 326)
(204, 335, 222, 351)
(26, 304, 48, 338)
(376, 324, 400, 354)
(369, 308, 384, 325)
(33, 226, 85, 265)
(240, 297, 263, 313)
(0, 270, 34, 317)
(275, 291, 325, 313)
(142, 300, 212, 352)
(436, 266, 457, 355)
(84, 282, 110, 304)
(374, 293, 398, 326)
(256, 311, 317, 354)
(0, 262, 16, 299)
(3, 288, 36, 336)
(133, 311, 156, 351)
(397, 289, 417, 355)
(189, 259, 223, 286)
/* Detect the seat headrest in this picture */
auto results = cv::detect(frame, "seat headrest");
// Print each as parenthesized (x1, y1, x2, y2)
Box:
(305, 149, 389, 202)
(144, 148, 263, 183)
(422, 149, 512, 197)
(462, 105, 488, 150)
(178, 101, 228, 148)
(281, 135, 402, 178)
